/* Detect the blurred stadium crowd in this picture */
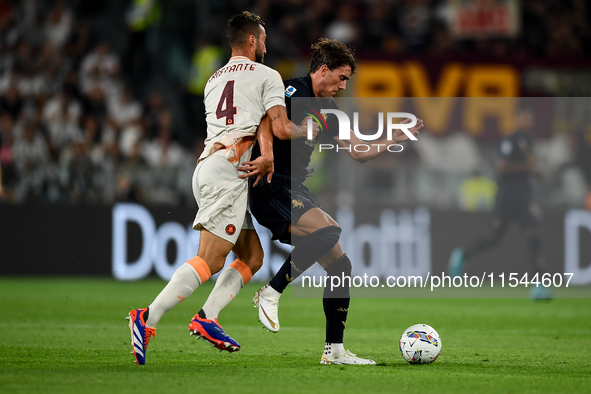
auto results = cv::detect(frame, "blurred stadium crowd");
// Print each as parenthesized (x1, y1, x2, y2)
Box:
(0, 0, 590, 208)
(228, 0, 591, 57)
(0, 0, 200, 205)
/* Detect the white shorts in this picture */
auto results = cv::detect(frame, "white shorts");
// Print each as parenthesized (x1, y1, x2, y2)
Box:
(192, 150, 254, 244)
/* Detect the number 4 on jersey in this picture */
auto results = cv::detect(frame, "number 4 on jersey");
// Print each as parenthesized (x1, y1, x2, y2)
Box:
(216, 80, 237, 125)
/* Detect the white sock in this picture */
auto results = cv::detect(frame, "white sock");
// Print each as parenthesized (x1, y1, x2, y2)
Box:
(146, 263, 201, 328)
(202, 265, 245, 320)
(324, 342, 345, 357)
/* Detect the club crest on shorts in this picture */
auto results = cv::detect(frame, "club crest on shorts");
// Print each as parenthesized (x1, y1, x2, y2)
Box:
(292, 199, 304, 209)
(225, 224, 236, 235)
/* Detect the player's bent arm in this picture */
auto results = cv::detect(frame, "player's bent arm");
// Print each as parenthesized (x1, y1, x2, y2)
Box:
(265, 105, 313, 140)
(257, 116, 273, 157)
(237, 116, 274, 186)
(333, 133, 387, 163)
(255, 115, 275, 185)
(265, 105, 291, 140)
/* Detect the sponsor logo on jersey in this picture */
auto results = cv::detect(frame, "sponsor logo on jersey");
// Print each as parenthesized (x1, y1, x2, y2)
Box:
(285, 85, 297, 97)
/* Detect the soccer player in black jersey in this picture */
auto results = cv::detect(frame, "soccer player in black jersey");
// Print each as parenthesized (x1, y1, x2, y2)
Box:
(448, 107, 551, 300)
(249, 38, 424, 364)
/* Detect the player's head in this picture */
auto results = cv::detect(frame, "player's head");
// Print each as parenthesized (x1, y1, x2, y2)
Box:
(309, 38, 357, 97)
(515, 106, 535, 132)
(227, 11, 266, 63)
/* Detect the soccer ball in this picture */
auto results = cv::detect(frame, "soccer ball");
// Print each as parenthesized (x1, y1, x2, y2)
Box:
(399, 324, 441, 364)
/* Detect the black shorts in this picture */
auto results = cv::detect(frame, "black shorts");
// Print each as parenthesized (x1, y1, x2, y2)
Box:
(492, 192, 542, 230)
(249, 173, 320, 244)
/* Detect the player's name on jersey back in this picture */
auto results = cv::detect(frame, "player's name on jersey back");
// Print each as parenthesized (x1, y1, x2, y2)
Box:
(209, 62, 257, 83)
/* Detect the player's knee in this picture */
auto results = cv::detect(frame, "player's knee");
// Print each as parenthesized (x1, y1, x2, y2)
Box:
(206, 257, 226, 275)
(323, 222, 341, 232)
(296, 225, 341, 261)
(312, 225, 342, 248)
(244, 249, 264, 274)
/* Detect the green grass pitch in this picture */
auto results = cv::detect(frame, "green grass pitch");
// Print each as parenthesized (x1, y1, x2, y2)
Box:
(1, 278, 590, 394)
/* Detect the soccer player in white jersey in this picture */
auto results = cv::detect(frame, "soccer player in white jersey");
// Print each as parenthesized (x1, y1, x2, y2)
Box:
(127, 11, 315, 365)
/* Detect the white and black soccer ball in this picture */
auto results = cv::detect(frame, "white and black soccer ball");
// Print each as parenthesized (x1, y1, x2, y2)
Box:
(399, 324, 442, 364)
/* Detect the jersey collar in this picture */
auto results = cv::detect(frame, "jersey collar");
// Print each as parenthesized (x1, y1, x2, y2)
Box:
(304, 74, 316, 97)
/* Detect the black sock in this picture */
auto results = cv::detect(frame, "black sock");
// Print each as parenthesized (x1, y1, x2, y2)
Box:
(323, 297, 350, 343)
(269, 226, 341, 293)
(269, 252, 293, 293)
(198, 308, 206, 319)
(323, 254, 352, 343)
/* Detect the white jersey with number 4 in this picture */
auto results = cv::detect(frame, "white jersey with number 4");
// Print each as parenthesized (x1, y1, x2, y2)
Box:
(199, 55, 285, 164)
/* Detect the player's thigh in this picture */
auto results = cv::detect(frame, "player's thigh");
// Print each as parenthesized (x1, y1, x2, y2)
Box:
(290, 207, 340, 238)
(197, 229, 235, 274)
(193, 152, 249, 253)
(249, 174, 292, 244)
(232, 229, 264, 273)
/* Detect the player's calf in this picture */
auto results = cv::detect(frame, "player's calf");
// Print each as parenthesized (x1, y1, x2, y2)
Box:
(269, 225, 342, 294)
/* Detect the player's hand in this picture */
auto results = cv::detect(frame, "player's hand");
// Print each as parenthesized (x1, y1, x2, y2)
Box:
(237, 153, 274, 187)
(293, 116, 320, 140)
(392, 118, 424, 143)
(303, 116, 320, 140)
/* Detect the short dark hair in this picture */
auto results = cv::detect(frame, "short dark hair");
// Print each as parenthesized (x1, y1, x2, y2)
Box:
(227, 11, 265, 48)
(309, 38, 357, 75)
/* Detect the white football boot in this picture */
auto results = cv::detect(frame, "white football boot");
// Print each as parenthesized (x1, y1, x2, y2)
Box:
(253, 284, 281, 332)
(320, 350, 376, 365)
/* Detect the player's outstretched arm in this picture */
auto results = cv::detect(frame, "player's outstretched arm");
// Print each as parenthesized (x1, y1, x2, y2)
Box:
(265, 105, 319, 140)
(334, 118, 423, 163)
(238, 116, 274, 187)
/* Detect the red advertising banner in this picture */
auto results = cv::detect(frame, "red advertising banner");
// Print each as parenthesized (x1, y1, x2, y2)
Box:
(449, 0, 521, 38)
